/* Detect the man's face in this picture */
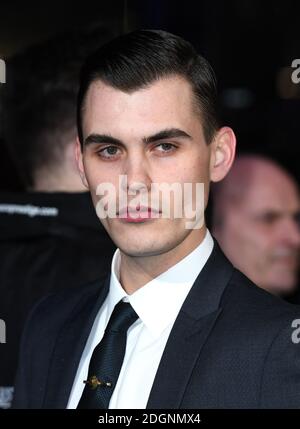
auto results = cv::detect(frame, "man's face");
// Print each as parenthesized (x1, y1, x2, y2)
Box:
(218, 172, 300, 294)
(77, 76, 217, 258)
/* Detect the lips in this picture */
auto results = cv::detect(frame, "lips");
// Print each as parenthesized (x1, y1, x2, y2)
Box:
(117, 205, 161, 222)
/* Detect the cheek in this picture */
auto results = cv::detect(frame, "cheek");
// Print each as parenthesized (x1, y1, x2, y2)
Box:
(230, 218, 271, 255)
(84, 159, 118, 189)
(156, 155, 209, 185)
(225, 214, 252, 244)
(189, 153, 211, 185)
(82, 163, 115, 212)
(184, 157, 211, 203)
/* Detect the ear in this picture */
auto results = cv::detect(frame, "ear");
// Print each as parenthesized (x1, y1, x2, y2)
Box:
(210, 127, 236, 183)
(75, 137, 89, 189)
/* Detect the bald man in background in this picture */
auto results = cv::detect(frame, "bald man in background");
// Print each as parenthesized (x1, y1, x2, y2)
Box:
(212, 155, 300, 296)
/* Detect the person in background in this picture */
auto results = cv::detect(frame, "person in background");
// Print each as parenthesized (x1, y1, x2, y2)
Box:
(0, 26, 116, 408)
(212, 154, 300, 296)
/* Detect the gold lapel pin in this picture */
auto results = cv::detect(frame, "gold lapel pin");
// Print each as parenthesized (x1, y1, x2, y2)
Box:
(83, 375, 112, 389)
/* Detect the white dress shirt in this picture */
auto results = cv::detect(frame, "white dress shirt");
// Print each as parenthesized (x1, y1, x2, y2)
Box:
(67, 229, 214, 409)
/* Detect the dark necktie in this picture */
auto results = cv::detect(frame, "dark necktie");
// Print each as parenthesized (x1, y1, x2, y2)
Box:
(77, 301, 138, 409)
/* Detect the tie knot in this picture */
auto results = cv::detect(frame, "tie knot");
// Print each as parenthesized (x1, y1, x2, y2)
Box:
(106, 301, 138, 333)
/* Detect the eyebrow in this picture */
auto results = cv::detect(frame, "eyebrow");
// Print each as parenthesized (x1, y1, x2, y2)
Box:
(83, 128, 192, 147)
(143, 128, 192, 143)
(253, 210, 300, 220)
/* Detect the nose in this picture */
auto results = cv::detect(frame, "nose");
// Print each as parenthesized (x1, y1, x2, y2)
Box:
(279, 216, 300, 248)
(121, 151, 152, 194)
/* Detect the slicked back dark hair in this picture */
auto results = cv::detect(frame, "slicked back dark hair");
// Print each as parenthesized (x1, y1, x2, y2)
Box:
(77, 29, 220, 147)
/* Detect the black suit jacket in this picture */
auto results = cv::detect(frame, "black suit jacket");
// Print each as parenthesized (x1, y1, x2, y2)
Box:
(13, 242, 300, 408)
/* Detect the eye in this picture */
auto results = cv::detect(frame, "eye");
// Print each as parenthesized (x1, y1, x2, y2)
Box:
(257, 212, 280, 225)
(97, 146, 121, 159)
(154, 143, 176, 153)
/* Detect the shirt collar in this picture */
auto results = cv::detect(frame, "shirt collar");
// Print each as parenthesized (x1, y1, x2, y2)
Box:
(108, 230, 214, 337)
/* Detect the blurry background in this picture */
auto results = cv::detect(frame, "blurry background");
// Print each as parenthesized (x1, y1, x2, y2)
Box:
(0, 0, 299, 190)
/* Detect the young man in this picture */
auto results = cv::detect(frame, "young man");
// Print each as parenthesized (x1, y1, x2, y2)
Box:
(13, 30, 300, 409)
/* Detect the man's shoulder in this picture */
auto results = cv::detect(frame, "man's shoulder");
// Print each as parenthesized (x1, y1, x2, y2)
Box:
(203, 240, 299, 326)
(222, 268, 300, 331)
(25, 276, 109, 334)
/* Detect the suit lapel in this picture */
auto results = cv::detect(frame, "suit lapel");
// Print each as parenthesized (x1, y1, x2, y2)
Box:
(42, 277, 110, 408)
(146, 308, 222, 408)
(147, 242, 234, 408)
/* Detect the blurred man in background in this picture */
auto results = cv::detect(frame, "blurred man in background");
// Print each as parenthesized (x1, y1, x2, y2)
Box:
(212, 154, 300, 296)
(0, 26, 116, 408)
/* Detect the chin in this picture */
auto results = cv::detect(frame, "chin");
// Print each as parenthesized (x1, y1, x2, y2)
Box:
(121, 248, 163, 258)
(116, 234, 181, 258)
(266, 276, 297, 295)
(118, 242, 168, 258)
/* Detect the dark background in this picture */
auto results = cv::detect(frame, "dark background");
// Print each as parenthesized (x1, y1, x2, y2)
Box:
(0, 0, 299, 190)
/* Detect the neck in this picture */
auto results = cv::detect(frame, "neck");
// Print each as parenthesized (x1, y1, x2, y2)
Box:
(32, 167, 86, 192)
(31, 142, 87, 193)
(119, 226, 207, 294)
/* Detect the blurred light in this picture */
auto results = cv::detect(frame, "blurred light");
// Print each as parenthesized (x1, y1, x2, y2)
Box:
(221, 87, 254, 109)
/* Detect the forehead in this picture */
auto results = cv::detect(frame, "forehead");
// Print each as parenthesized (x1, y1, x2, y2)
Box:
(82, 76, 201, 138)
(241, 169, 300, 213)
